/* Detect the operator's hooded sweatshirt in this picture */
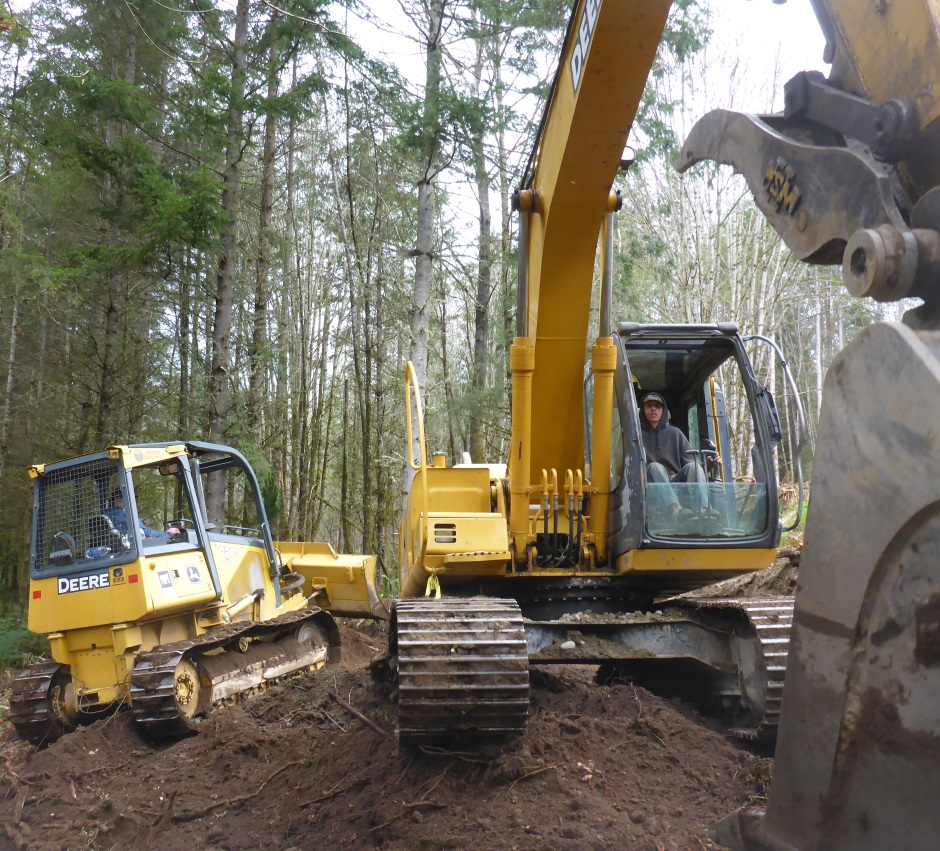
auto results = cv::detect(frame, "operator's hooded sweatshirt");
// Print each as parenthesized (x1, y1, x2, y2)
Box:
(640, 395, 695, 477)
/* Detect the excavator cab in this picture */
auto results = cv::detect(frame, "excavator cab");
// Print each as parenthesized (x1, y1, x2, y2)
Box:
(585, 322, 800, 589)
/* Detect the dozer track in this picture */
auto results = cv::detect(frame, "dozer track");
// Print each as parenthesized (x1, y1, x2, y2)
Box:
(130, 608, 340, 739)
(392, 597, 530, 745)
(10, 660, 71, 746)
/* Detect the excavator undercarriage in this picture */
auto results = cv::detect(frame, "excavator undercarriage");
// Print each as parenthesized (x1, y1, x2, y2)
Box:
(387, 591, 792, 746)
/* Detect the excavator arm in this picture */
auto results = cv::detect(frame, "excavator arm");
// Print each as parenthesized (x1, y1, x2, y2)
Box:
(679, 2, 940, 849)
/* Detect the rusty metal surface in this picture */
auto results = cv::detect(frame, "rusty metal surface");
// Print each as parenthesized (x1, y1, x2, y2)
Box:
(713, 323, 940, 850)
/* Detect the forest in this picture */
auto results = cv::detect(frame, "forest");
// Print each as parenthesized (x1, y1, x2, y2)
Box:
(0, 0, 883, 606)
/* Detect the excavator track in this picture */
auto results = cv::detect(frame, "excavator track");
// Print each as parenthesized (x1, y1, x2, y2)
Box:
(130, 608, 339, 739)
(681, 595, 793, 739)
(392, 597, 529, 745)
(524, 593, 794, 741)
(9, 661, 72, 746)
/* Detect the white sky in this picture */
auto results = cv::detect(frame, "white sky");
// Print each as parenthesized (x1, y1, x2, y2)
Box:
(347, 1, 829, 104)
(342, 0, 831, 255)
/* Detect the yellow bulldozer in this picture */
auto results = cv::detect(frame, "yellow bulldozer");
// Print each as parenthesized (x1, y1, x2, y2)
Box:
(11, 441, 386, 743)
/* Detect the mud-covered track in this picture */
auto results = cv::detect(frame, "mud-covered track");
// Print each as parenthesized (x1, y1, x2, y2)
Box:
(393, 597, 529, 744)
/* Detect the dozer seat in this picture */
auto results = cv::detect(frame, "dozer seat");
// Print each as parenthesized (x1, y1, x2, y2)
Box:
(87, 514, 123, 552)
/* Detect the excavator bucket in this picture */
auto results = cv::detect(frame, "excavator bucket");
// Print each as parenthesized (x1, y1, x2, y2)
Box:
(276, 540, 389, 621)
(713, 322, 940, 850)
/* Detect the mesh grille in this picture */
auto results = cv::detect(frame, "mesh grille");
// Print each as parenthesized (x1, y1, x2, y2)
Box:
(35, 457, 124, 570)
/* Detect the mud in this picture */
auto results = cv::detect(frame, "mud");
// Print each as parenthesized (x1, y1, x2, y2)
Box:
(0, 621, 773, 851)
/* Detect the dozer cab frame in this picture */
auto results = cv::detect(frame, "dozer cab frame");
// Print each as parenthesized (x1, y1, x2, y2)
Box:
(12, 441, 386, 744)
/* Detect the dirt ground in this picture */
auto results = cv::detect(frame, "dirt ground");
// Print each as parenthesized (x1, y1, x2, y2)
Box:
(0, 559, 799, 851)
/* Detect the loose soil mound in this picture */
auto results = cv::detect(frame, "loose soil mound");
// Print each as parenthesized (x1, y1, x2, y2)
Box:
(673, 552, 800, 600)
(1, 625, 770, 851)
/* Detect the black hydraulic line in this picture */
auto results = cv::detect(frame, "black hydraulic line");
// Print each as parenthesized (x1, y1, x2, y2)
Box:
(566, 492, 575, 560)
(552, 492, 559, 562)
(542, 491, 550, 565)
(576, 494, 584, 553)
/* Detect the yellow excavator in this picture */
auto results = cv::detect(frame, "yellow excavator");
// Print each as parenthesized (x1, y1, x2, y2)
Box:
(11, 441, 386, 743)
(679, 1, 940, 848)
(391, 0, 806, 746)
(394, 0, 940, 845)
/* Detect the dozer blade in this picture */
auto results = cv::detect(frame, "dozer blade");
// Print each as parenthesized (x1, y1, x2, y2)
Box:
(277, 541, 389, 620)
(713, 322, 940, 851)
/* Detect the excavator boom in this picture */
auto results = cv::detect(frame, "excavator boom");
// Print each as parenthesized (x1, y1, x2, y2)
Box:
(519, 0, 672, 479)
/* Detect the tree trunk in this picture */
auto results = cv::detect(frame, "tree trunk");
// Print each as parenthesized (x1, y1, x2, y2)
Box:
(207, 0, 249, 522)
(249, 11, 279, 447)
(403, 0, 445, 506)
(0, 284, 20, 481)
(341, 378, 351, 552)
(468, 31, 492, 463)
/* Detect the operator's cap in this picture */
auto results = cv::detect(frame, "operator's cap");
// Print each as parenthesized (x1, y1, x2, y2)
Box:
(642, 392, 666, 407)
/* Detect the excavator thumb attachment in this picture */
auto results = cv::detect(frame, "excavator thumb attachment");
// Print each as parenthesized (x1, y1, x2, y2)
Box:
(713, 322, 940, 850)
(678, 109, 910, 267)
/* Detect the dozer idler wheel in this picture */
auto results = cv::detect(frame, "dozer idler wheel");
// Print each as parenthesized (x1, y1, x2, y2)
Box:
(172, 659, 206, 722)
(10, 662, 79, 746)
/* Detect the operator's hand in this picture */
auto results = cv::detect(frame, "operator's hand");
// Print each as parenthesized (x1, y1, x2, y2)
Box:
(706, 454, 721, 468)
(167, 527, 181, 536)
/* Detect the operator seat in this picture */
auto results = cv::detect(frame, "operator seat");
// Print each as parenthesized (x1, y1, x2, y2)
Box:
(87, 514, 122, 551)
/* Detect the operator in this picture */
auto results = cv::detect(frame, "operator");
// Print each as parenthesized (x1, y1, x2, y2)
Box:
(104, 488, 180, 540)
(640, 392, 712, 519)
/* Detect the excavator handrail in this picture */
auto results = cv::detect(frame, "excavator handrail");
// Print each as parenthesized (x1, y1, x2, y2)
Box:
(743, 334, 807, 533)
(404, 361, 430, 570)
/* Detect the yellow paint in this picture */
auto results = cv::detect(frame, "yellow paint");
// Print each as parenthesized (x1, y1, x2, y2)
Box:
(525, 0, 672, 480)
(617, 547, 778, 575)
(277, 539, 385, 619)
(109, 444, 188, 469)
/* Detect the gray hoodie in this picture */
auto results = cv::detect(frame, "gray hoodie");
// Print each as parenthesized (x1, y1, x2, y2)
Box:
(640, 396, 695, 476)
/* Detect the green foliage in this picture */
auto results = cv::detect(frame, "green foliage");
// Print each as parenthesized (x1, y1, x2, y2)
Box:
(634, 0, 711, 162)
(0, 615, 48, 668)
